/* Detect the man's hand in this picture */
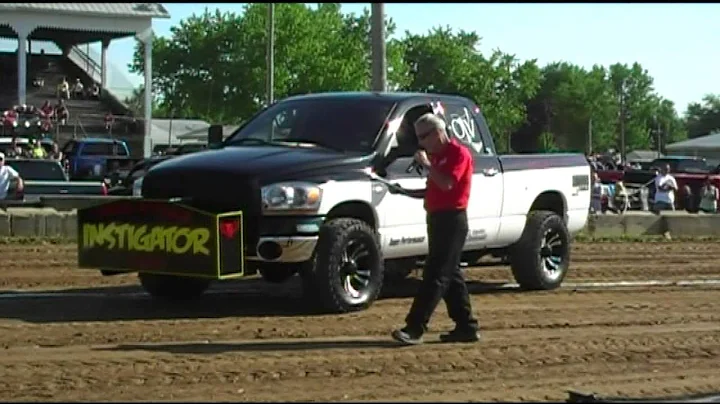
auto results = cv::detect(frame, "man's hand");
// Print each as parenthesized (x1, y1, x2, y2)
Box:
(386, 182, 403, 194)
(414, 150, 431, 169)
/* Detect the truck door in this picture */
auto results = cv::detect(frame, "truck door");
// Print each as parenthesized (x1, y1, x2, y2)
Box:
(374, 103, 435, 259)
(439, 100, 503, 247)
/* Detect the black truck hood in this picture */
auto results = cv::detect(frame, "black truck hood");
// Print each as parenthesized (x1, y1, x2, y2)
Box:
(145, 145, 373, 184)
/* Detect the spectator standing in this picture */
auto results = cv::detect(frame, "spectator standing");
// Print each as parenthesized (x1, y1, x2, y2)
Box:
(55, 99, 69, 125)
(591, 171, 603, 214)
(0, 152, 23, 200)
(699, 177, 719, 213)
(653, 164, 678, 213)
(104, 111, 115, 132)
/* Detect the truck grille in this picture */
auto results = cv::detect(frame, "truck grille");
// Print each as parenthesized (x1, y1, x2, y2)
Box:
(142, 170, 261, 247)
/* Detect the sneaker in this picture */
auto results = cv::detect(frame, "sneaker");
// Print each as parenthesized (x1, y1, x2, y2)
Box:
(391, 327, 423, 345)
(439, 328, 480, 343)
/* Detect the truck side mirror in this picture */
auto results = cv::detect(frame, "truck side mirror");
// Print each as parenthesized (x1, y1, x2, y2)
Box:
(208, 124, 223, 148)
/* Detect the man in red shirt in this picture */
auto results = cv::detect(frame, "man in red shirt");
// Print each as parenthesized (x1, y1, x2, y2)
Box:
(388, 112, 479, 345)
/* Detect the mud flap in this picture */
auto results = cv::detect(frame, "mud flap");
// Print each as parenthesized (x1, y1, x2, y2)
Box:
(567, 390, 720, 403)
(77, 199, 244, 280)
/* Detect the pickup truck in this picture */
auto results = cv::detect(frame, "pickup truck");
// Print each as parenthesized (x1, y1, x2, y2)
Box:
(62, 138, 131, 181)
(6, 159, 107, 201)
(76, 92, 591, 313)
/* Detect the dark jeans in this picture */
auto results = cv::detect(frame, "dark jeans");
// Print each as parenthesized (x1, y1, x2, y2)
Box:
(404, 209, 478, 334)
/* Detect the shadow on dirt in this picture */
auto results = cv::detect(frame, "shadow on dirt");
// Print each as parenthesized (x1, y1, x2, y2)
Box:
(101, 338, 418, 354)
(0, 276, 521, 324)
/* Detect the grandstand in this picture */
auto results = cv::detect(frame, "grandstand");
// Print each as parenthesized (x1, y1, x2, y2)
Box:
(0, 3, 170, 157)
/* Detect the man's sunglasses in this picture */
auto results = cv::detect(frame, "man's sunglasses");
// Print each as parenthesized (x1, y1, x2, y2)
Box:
(416, 129, 434, 141)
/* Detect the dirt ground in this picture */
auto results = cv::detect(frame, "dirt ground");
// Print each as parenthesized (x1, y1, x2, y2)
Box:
(1, 241, 720, 402)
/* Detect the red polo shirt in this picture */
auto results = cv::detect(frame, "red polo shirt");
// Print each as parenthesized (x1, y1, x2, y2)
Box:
(424, 139, 473, 213)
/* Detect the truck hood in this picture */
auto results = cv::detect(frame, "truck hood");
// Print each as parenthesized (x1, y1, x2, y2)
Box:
(146, 145, 372, 183)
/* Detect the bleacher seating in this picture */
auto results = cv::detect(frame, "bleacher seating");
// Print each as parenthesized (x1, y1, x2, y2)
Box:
(0, 51, 144, 155)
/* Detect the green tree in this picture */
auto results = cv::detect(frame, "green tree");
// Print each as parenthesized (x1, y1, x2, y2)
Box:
(684, 94, 720, 138)
(400, 26, 541, 152)
(129, 4, 409, 124)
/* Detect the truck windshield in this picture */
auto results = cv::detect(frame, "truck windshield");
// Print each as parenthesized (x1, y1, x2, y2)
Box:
(225, 98, 396, 153)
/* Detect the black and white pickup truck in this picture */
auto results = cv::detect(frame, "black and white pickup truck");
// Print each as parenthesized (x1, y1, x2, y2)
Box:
(76, 92, 591, 313)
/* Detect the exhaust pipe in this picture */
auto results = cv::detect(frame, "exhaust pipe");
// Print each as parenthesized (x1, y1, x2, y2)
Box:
(257, 240, 283, 261)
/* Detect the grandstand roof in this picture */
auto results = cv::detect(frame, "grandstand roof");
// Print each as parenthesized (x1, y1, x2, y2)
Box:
(0, 3, 170, 19)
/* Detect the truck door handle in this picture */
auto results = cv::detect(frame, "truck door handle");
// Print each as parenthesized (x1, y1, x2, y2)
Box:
(59, 189, 69, 194)
(481, 168, 498, 177)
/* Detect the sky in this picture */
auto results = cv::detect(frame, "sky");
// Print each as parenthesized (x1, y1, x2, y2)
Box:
(3, 3, 719, 114)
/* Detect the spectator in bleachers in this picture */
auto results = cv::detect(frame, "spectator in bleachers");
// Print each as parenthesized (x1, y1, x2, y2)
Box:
(4, 137, 25, 159)
(32, 75, 44, 88)
(57, 77, 70, 100)
(55, 99, 69, 125)
(2, 108, 18, 134)
(89, 82, 101, 100)
(29, 140, 47, 159)
(47, 142, 62, 161)
(72, 78, 84, 99)
(40, 117, 53, 136)
(0, 152, 24, 200)
(699, 177, 719, 214)
(104, 111, 114, 132)
(39, 100, 54, 120)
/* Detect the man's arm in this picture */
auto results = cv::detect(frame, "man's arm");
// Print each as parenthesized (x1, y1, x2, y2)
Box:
(9, 167, 23, 191)
(387, 182, 425, 199)
(425, 147, 469, 191)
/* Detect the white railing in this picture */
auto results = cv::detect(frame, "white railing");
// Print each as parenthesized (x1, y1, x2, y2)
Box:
(65, 45, 135, 108)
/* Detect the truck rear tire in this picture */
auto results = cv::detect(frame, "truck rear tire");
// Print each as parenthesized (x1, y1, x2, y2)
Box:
(305, 218, 384, 313)
(138, 273, 211, 300)
(509, 211, 570, 290)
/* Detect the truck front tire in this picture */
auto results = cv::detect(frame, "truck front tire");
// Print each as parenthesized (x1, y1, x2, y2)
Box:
(305, 218, 384, 313)
(509, 211, 570, 290)
(138, 273, 211, 300)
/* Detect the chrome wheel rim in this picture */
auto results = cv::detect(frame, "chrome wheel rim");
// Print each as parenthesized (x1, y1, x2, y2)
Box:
(539, 228, 566, 281)
(340, 238, 373, 302)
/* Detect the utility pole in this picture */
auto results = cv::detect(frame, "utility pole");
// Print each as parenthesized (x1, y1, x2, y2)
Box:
(588, 118, 593, 156)
(370, 3, 386, 92)
(266, 3, 275, 106)
(619, 80, 627, 163)
(655, 117, 661, 158)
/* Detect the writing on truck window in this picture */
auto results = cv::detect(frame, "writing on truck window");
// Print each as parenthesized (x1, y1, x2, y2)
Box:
(444, 103, 484, 154)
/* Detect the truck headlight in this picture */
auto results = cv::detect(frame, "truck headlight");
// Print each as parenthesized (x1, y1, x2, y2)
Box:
(261, 182, 322, 213)
(132, 177, 144, 197)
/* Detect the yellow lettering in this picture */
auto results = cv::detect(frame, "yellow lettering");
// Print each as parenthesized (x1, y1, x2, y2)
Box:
(80, 223, 212, 256)
(192, 229, 210, 255)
